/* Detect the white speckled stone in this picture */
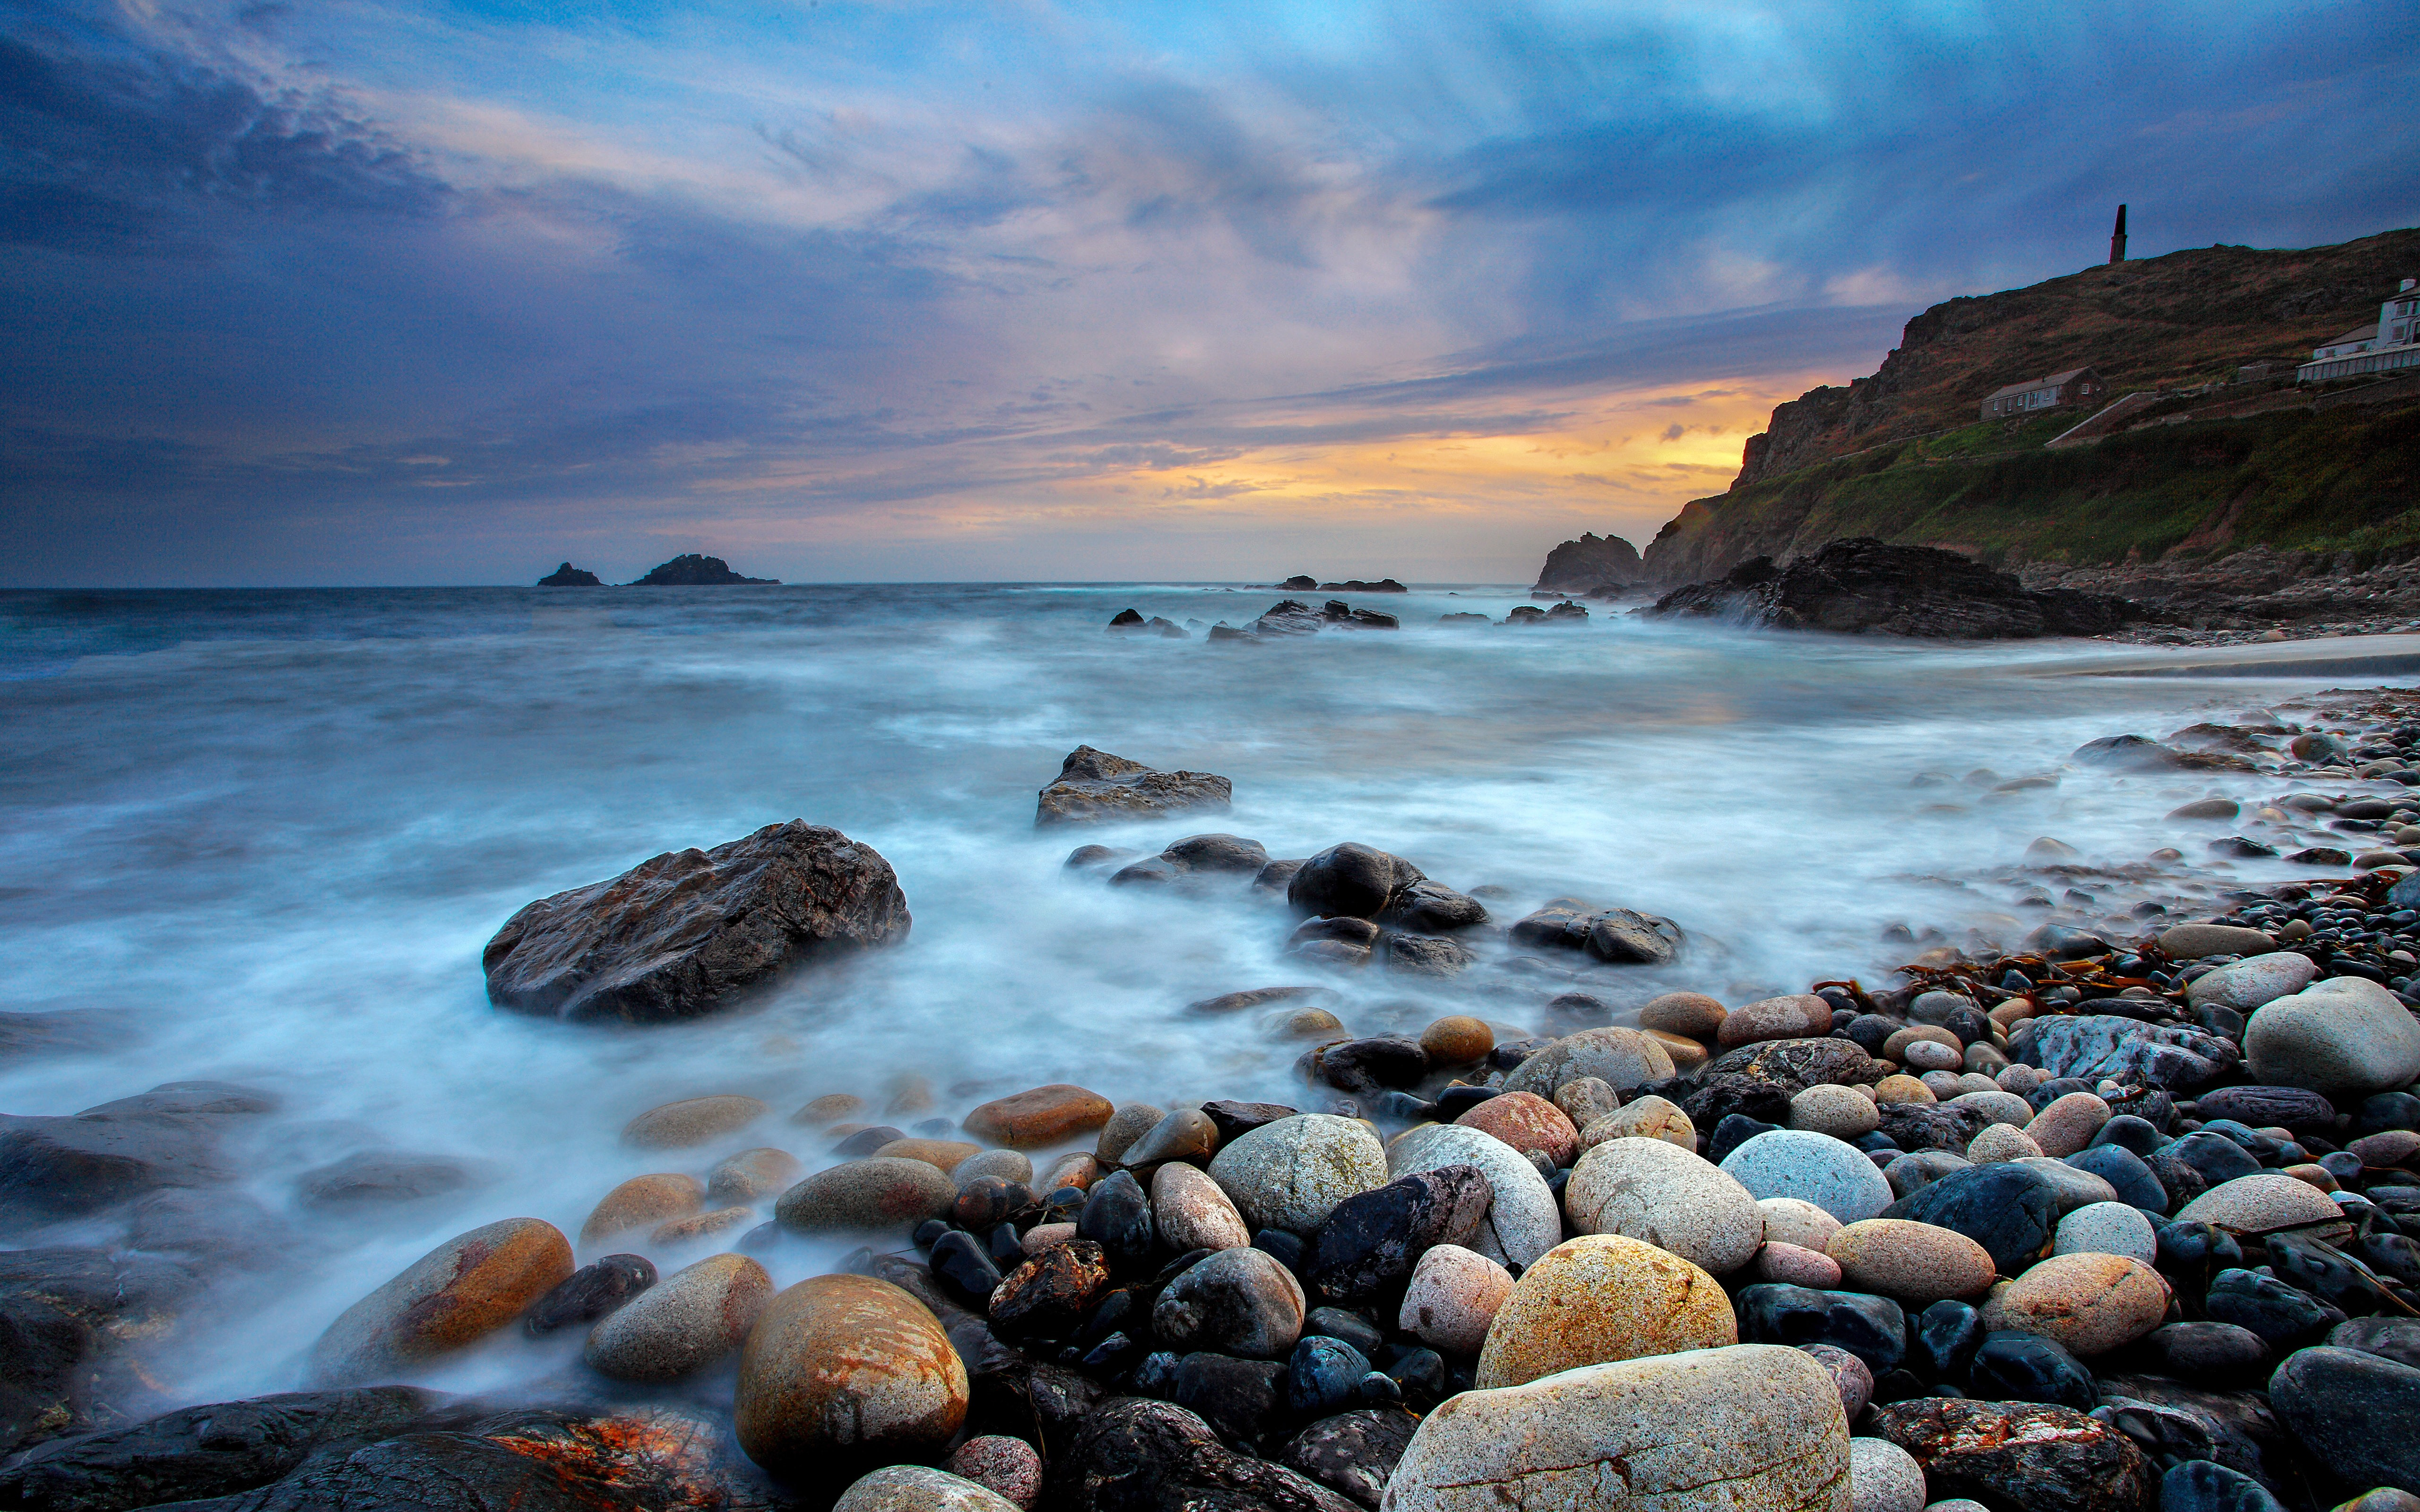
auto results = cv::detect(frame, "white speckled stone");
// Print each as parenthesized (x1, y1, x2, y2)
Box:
(2052, 1201, 2158, 1263)
(1850, 1435, 1926, 1512)
(1719, 1129, 1893, 1224)
(1204, 1114, 1387, 1233)
(2187, 951, 2320, 1012)
(1757, 1197, 1843, 1253)
(2245, 976, 2420, 1096)
(1565, 1136, 1763, 1274)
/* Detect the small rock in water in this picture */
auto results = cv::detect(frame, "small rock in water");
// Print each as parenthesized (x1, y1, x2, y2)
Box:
(622, 1094, 770, 1149)
(309, 1218, 575, 1384)
(962, 1084, 1116, 1148)
(524, 1253, 656, 1335)
(580, 1172, 705, 1243)
(1094, 1103, 1167, 1163)
(706, 1147, 802, 1204)
(774, 1157, 958, 1234)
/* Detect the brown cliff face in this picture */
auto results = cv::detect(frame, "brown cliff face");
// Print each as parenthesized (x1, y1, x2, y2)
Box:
(1733, 228, 2420, 489)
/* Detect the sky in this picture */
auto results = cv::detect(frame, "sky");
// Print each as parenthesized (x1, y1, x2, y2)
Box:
(3, 0, 2416, 586)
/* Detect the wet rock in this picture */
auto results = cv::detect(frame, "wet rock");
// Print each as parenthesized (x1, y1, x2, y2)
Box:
(880, 1138, 983, 1174)
(1474, 1234, 1735, 1388)
(735, 1273, 968, 1485)
(988, 1240, 1110, 1338)
(944, 1436, 1044, 1511)
(1287, 843, 1426, 920)
(2151, 1320, 2272, 1377)
(2205, 1268, 2347, 1352)
(1754, 1241, 1841, 1287)
(1417, 1016, 1494, 1066)
(1564, 1136, 1762, 1274)
(2270, 1345, 2420, 1496)
(795, 1092, 867, 1125)
(964, 1084, 1115, 1148)
(1825, 1218, 1994, 1303)
(1386, 1344, 1849, 1512)
(1499, 1027, 1675, 1098)
(127, 1189, 288, 1271)
(579, 1173, 703, 1243)
(1095, 1104, 1167, 1164)
(2014, 1015, 2237, 1091)
(2156, 1461, 2285, 1512)
(1385, 1123, 1561, 1270)
(1078, 1171, 1155, 1271)
(1035, 746, 1232, 826)
(833, 1464, 1022, 1511)
(651, 1205, 755, 1246)
(775, 1158, 958, 1234)
(2066, 1143, 2169, 1213)
(621, 1094, 769, 1149)
(2332, 1317, 2420, 1369)
(1318, 1035, 1427, 1094)
(583, 1252, 771, 1381)
(295, 1152, 479, 1210)
(2245, 977, 2420, 1096)
(1208, 1115, 1389, 1234)
(483, 820, 909, 1022)
(1304, 1166, 1490, 1303)
(1046, 1397, 1357, 1512)
(1882, 1160, 2059, 1273)
(1737, 1282, 1906, 1373)
(1638, 991, 1727, 1038)
(1154, 1247, 1305, 1358)
(1153, 1161, 1252, 1252)
(1122, 1109, 1220, 1169)
(524, 1254, 656, 1336)
(2017, 1154, 2120, 1214)
(0, 1083, 266, 1216)
(1397, 1245, 1512, 1356)
(1279, 1408, 1417, 1509)
(308, 1218, 574, 1384)
(1719, 1129, 1895, 1222)
(1870, 1396, 2151, 1512)
(1581, 908, 1683, 965)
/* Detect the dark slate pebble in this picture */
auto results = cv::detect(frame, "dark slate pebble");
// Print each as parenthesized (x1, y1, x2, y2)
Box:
(2155, 1221, 2244, 1293)
(1913, 1299, 1985, 1383)
(1320, 1035, 1428, 1095)
(1079, 1170, 1154, 1271)
(522, 1254, 654, 1336)
(2158, 1458, 2288, 1512)
(2356, 1091, 2420, 1135)
(1434, 1085, 1496, 1118)
(1279, 1408, 1418, 1509)
(2149, 1321, 2271, 1378)
(832, 1125, 906, 1157)
(1253, 1228, 1306, 1272)
(1286, 1335, 1370, 1417)
(1132, 1350, 1181, 1397)
(1380, 1345, 1445, 1404)
(1670, 1074, 1792, 1131)
(1491, 1037, 1552, 1069)
(2090, 1115, 2169, 1156)
(1173, 1351, 1284, 1444)
(1736, 1284, 1905, 1373)
(1078, 1286, 1146, 1349)
(2194, 1086, 2339, 1134)
(2268, 1232, 2400, 1315)
(1965, 1329, 2095, 1411)
(914, 1218, 949, 1248)
(1876, 1102, 1991, 1155)
(2164, 1131, 2264, 1189)
(2204, 1268, 2347, 1352)
(1881, 1160, 2058, 1274)
(2027, 1077, 2095, 1113)
(2329, 1316, 2420, 1369)
(1202, 1100, 1299, 1143)
(1707, 1113, 1780, 1164)
(2066, 1143, 2169, 1213)
(1305, 1166, 1490, 1305)
(988, 1223, 1027, 1268)
(2269, 1345, 2420, 1495)
(1844, 1014, 1900, 1057)
(1303, 1306, 1385, 1359)
(954, 1177, 1031, 1230)
(930, 1230, 1005, 1306)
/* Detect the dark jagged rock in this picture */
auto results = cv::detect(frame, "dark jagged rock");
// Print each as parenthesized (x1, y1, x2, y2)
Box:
(1965, 1331, 2093, 1411)
(1279, 576, 1317, 591)
(1036, 747, 1234, 827)
(1379, 880, 1487, 933)
(1304, 1167, 1490, 1304)
(522, 1255, 655, 1336)
(1278, 1409, 1417, 1509)
(534, 563, 602, 587)
(624, 553, 777, 585)
(990, 1241, 1111, 1338)
(1287, 844, 1425, 920)
(0, 1386, 455, 1512)
(1875, 1101, 1992, 1154)
(2194, 1086, 2339, 1133)
(1645, 537, 2138, 639)
(481, 820, 909, 1023)
(2097, 1374, 2292, 1494)
(2012, 1014, 2237, 1091)
(1868, 1397, 2155, 1512)
(1532, 532, 1644, 595)
(1315, 579, 1406, 593)
(1048, 1396, 1357, 1511)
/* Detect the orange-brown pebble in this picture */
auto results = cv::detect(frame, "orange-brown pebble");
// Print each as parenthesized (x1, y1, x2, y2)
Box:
(1419, 1015, 1494, 1065)
(961, 1085, 1114, 1148)
(581, 1173, 704, 1244)
(874, 1138, 982, 1174)
(1455, 1091, 1578, 1168)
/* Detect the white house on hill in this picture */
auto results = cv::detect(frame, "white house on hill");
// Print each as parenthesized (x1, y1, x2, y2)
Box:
(1980, 368, 2105, 420)
(2299, 278, 2420, 381)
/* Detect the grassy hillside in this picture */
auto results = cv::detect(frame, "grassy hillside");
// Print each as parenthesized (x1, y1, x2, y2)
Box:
(1644, 393, 2420, 581)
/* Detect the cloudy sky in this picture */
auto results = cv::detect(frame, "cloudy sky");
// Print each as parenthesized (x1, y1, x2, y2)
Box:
(4, 0, 2415, 585)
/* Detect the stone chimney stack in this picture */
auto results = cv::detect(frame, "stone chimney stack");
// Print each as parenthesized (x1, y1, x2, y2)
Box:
(2109, 205, 2127, 266)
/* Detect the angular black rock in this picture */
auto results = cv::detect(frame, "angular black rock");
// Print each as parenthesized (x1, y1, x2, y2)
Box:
(1278, 1408, 1418, 1510)
(1286, 1335, 1371, 1418)
(1079, 1171, 1155, 1271)
(1735, 1284, 1905, 1373)
(1881, 1160, 2059, 1274)
(1287, 845, 1426, 921)
(2204, 1268, 2347, 1352)
(1304, 1166, 1490, 1305)
(2158, 1460, 2287, 1512)
(1912, 1299, 1984, 1383)
(2194, 1086, 2339, 1134)
(1965, 1330, 2095, 1411)
(1049, 1396, 1358, 1511)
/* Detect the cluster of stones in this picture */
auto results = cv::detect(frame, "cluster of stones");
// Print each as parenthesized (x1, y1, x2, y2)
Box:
(1107, 599, 1407, 643)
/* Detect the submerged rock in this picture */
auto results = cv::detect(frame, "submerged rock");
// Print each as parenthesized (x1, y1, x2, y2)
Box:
(1035, 747, 1232, 826)
(482, 820, 910, 1022)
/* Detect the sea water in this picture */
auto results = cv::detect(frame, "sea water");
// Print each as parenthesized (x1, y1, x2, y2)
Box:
(0, 583, 2363, 1401)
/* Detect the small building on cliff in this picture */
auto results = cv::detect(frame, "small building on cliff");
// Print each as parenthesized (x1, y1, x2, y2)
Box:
(1979, 367, 2105, 420)
(2298, 278, 2420, 382)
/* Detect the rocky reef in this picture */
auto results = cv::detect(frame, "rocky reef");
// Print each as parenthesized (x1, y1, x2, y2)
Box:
(1647, 538, 2140, 639)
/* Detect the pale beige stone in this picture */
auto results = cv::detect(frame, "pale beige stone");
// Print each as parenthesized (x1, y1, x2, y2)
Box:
(1579, 1094, 1694, 1151)
(1474, 1234, 1736, 1389)
(1996, 1253, 2171, 1355)
(1564, 1138, 1762, 1274)
(1825, 1219, 1995, 1304)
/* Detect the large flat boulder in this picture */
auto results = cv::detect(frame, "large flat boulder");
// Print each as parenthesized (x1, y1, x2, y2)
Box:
(482, 821, 909, 1023)
(1035, 747, 1232, 826)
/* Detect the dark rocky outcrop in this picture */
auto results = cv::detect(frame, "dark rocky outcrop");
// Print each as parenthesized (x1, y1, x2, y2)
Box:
(1047, 1397, 1359, 1512)
(1287, 845, 1425, 921)
(1646, 538, 2138, 639)
(1531, 532, 1644, 595)
(534, 564, 602, 587)
(623, 554, 777, 586)
(0, 1248, 200, 1455)
(1316, 579, 1405, 593)
(1035, 747, 1234, 827)
(0, 1083, 275, 1218)
(481, 821, 910, 1023)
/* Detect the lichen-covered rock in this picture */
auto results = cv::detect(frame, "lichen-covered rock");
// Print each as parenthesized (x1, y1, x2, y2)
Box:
(1867, 1397, 2154, 1512)
(1384, 1343, 1849, 1511)
(1474, 1235, 1736, 1389)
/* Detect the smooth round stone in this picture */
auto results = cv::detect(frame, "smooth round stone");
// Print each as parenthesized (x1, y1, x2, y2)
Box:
(1826, 1219, 1994, 1304)
(707, 1148, 803, 1204)
(652, 1205, 754, 1246)
(793, 1092, 865, 1125)
(1963, 1042, 2010, 1075)
(953, 1149, 1034, 1187)
(584, 1252, 772, 1381)
(1579, 1094, 1694, 1151)
(1883, 1025, 1962, 1062)
(2052, 1201, 2157, 1263)
(1720, 1129, 1894, 1223)
(832, 1465, 1020, 1512)
(1849, 1435, 1926, 1512)
(1399, 1243, 1514, 1355)
(1966, 1124, 2042, 1163)
(1565, 1136, 1763, 1274)
(1918, 1071, 1967, 1100)
(2158, 1460, 2288, 1512)
(1151, 1246, 1305, 1359)
(621, 1095, 769, 1150)
(1645, 1031, 1711, 1073)
(1909, 990, 1974, 1026)
(2246, 977, 2420, 1096)
(1386, 1345, 1849, 1512)
(1095, 1103, 1167, 1163)
(1882, 1161, 2059, 1275)
(1020, 1221, 1077, 1255)
(1791, 1084, 1882, 1140)
(2159, 922, 2276, 959)
(2149, 1321, 2271, 1376)
(1638, 991, 1728, 1038)
(1077, 1169, 1153, 1268)
(1473, 1234, 1736, 1389)
(1287, 1334, 1372, 1418)
(2269, 1345, 2420, 1495)
(774, 1158, 957, 1234)
(2177, 1171, 2351, 1238)
(1759, 1197, 1843, 1252)
(1388, 1122, 1562, 1269)
(2024, 1092, 2111, 1157)
(735, 1273, 968, 1482)
(1151, 1161, 1251, 1251)
(1039, 1151, 1100, 1192)
(1420, 1015, 1494, 1065)
(308, 1218, 575, 1383)
(1280, 1008, 1345, 1038)
(875, 1138, 981, 1174)
(1553, 1077, 1621, 1130)
(1500, 1027, 1675, 1097)
(580, 1173, 704, 1244)
(1884, 1150, 1970, 1199)
(1206, 1114, 1388, 1234)
(1873, 1074, 1936, 1106)
(1455, 1091, 1578, 1168)
(1754, 1241, 1842, 1287)
(1902, 1040, 1963, 1074)
(942, 1437, 1042, 1511)
(1997, 1253, 2169, 1355)
(1946, 1090, 2033, 1127)
(2012, 1157, 2118, 1214)
(962, 1084, 1115, 1149)
(1716, 994, 1834, 1048)
(2188, 952, 2320, 1012)
(1122, 1109, 1220, 1168)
